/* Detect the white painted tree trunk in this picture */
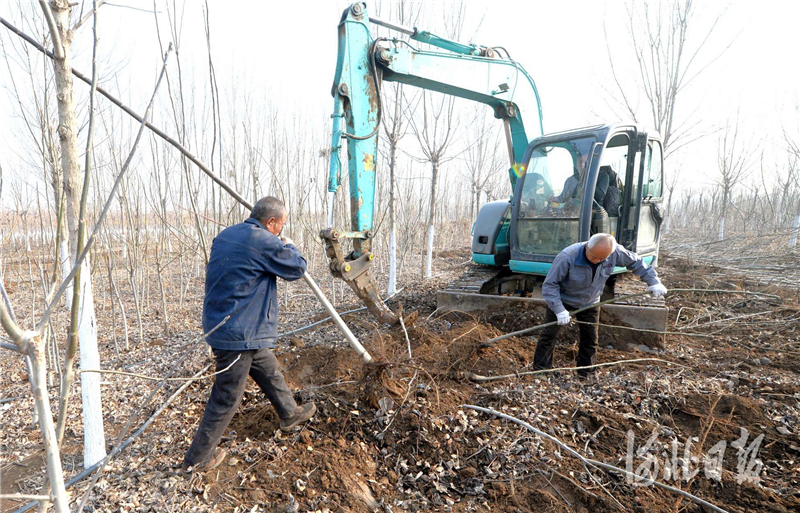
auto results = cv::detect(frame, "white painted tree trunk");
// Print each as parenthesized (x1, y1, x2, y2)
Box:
(60, 238, 72, 310)
(424, 160, 440, 279)
(388, 141, 397, 295)
(424, 224, 435, 278)
(388, 226, 397, 295)
(77, 255, 106, 467)
(663, 215, 671, 236)
(42, 0, 107, 479)
(789, 214, 800, 248)
(717, 216, 725, 241)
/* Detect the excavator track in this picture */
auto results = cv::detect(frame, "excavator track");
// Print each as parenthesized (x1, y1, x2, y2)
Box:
(440, 265, 504, 295)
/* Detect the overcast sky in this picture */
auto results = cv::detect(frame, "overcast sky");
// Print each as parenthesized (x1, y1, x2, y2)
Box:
(1, 0, 798, 205)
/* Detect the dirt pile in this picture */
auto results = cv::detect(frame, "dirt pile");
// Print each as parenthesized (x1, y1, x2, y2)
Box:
(3, 251, 800, 512)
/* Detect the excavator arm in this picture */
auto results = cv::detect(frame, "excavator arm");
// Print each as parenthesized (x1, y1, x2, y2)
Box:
(324, 2, 545, 324)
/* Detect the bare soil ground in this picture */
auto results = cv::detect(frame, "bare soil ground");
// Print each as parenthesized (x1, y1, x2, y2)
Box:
(2, 249, 800, 512)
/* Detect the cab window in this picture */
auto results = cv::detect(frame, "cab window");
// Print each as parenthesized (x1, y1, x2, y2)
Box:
(515, 136, 594, 255)
(644, 141, 663, 198)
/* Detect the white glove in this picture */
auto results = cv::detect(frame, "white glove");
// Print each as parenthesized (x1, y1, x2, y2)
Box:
(280, 236, 295, 246)
(555, 310, 571, 326)
(648, 283, 667, 298)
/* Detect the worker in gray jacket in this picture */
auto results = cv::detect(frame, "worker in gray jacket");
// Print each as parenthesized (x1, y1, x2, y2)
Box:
(535, 233, 667, 377)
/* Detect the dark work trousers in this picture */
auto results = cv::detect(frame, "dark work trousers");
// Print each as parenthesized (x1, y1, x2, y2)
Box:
(184, 347, 297, 467)
(533, 304, 601, 375)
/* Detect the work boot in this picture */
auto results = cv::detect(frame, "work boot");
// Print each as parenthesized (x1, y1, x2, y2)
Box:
(183, 447, 227, 472)
(280, 403, 317, 433)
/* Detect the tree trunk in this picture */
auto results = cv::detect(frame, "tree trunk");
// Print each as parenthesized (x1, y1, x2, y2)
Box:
(718, 189, 728, 241)
(46, 0, 106, 467)
(77, 257, 105, 466)
(48, 0, 80, 259)
(424, 159, 440, 278)
(29, 338, 69, 512)
(470, 185, 476, 221)
(664, 187, 675, 236)
(790, 200, 800, 249)
(0, 293, 69, 511)
(388, 138, 398, 294)
(59, 237, 72, 309)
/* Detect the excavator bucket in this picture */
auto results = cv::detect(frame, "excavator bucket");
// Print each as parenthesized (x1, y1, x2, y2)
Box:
(320, 228, 401, 326)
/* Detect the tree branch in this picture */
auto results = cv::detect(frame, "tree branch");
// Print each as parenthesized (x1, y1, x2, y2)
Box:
(0, 16, 251, 209)
(80, 354, 241, 381)
(72, 0, 107, 31)
(37, 0, 64, 60)
(463, 405, 730, 513)
(36, 42, 173, 332)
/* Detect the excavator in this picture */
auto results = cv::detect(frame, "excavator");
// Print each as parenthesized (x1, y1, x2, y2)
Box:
(323, 2, 668, 339)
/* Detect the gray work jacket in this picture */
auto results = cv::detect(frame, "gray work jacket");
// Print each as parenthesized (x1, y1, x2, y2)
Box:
(542, 242, 660, 313)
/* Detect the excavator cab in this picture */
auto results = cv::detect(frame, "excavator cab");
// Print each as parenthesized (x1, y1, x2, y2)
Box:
(451, 124, 667, 342)
(472, 124, 664, 278)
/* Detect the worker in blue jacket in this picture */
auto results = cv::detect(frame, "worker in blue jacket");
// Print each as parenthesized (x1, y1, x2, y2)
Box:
(535, 233, 667, 378)
(184, 196, 316, 471)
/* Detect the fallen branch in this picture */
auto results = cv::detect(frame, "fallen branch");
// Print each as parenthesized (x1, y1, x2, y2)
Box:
(479, 292, 652, 346)
(480, 288, 781, 346)
(464, 358, 687, 383)
(572, 320, 713, 337)
(13, 362, 213, 513)
(79, 354, 241, 381)
(462, 405, 730, 513)
(668, 288, 780, 299)
(0, 494, 52, 501)
(677, 310, 774, 330)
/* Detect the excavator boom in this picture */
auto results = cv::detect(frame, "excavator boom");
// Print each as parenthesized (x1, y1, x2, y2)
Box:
(325, 2, 544, 323)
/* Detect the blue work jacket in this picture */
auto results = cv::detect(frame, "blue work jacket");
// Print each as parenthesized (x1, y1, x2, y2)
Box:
(542, 242, 660, 313)
(202, 218, 307, 351)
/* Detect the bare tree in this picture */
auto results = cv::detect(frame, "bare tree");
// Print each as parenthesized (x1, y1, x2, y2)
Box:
(408, 0, 469, 279)
(715, 116, 754, 240)
(603, 0, 734, 158)
(374, 0, 421, 294)
(786, 118, 800, 248)
(409, 91, 460, 278)
(40, 0, 107, 468)
(662, 156, 684, 235)
(463, 114, 505, 220)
